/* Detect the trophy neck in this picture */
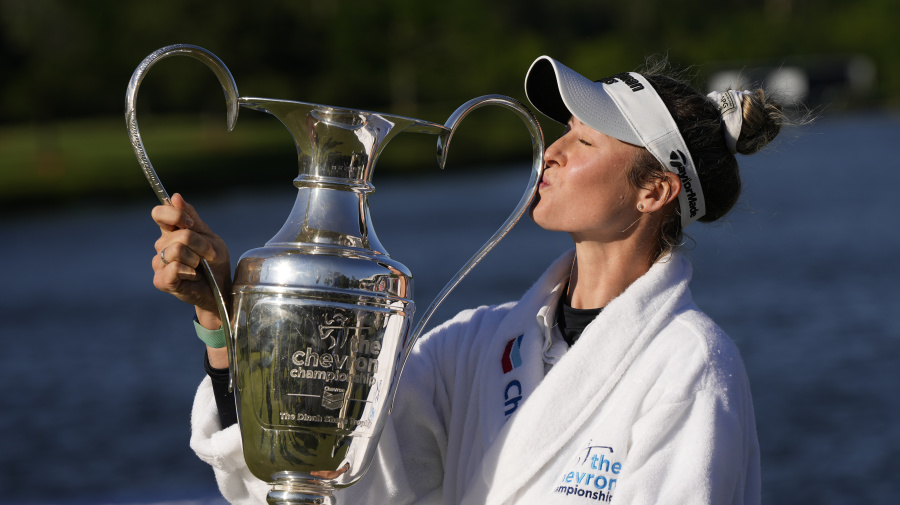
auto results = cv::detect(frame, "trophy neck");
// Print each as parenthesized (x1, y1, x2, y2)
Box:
(239, 97, 448, 187)
(267, 185, 386, 253)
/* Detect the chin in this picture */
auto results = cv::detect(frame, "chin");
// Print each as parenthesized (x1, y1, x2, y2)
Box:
(529, 210, 565, 233)
(528, 198, 547, 227)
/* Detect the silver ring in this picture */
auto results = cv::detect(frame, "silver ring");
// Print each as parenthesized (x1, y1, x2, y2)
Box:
(160, 247, 170, 265)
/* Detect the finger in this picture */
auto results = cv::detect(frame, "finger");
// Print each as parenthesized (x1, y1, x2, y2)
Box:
(171, 193, 216, 234)
(153, 260, 203, 293)
(168, 194, 227, 263)
(169, 228, 217, 262)
(156, 241, 203, 269)
(151, 204, 192, 232)
(154, 234, 178, 256)
(152, 252, 194, 276)
(154, 227, 217, 262)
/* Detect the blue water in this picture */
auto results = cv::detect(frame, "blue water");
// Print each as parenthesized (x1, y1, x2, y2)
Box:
(1, 111, 899, 504)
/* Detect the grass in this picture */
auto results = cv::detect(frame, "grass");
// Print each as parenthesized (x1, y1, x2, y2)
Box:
(0, 108, 544, 210)
(0, 115, 295, 208)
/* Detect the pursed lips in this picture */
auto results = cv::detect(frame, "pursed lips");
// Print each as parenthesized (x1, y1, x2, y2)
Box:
(539, 167, 552, 189)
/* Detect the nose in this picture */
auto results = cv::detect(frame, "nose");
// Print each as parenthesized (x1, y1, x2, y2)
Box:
(543, 136, 567, 168)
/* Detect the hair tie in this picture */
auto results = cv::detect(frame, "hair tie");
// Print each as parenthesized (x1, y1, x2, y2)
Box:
(707, 90, 751, 154)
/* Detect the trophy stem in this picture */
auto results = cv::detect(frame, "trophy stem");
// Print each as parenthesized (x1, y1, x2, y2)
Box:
(267, 472, 337, 505)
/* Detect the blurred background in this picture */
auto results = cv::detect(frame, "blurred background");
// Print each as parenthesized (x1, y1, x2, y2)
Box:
(1, 1, 898, 504)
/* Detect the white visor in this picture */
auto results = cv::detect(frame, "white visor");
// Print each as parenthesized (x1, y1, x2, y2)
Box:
(525, 56, 706, 228)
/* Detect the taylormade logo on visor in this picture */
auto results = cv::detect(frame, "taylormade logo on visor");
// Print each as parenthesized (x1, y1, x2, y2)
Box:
(669, 150, 699, 219)
(598, 73, 644, 92)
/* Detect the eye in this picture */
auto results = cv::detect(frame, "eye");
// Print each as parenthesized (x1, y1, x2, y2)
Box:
(579, 139, 593, 147)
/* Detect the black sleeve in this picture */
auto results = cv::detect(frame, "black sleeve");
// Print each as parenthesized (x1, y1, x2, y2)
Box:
(204, 352, 238, 429)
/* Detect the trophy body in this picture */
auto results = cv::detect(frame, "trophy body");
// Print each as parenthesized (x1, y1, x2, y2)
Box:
(233, 252, 412, 497)
(126, 45, 544, 504)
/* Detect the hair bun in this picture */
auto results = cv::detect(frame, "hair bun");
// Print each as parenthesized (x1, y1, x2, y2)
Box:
(735, 89, 784, 155)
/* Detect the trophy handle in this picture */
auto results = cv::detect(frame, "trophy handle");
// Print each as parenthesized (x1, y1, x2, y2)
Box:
(125, 44, 240, 389)
(391, 95, 545, 411)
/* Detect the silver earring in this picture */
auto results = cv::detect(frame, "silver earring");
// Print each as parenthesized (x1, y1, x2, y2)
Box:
(637, 204, 644, 211)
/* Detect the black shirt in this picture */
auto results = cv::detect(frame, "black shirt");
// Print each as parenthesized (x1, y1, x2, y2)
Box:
(555, 294, 603, 347)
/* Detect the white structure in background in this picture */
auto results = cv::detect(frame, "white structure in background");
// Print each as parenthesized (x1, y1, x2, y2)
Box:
(707, 54, 876, 107)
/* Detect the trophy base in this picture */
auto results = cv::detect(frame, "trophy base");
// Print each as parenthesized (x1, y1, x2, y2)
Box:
(267, 472, 336, 505)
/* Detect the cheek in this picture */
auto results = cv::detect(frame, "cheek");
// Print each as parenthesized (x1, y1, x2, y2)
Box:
(572, 166, 637, 220)
(566, 167, 611, 205)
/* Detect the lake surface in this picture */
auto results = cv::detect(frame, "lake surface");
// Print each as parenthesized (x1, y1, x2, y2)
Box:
(1, 111, 898, 504)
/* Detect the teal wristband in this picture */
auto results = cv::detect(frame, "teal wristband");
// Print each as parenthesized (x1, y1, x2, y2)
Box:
(193, 318, 227, 348)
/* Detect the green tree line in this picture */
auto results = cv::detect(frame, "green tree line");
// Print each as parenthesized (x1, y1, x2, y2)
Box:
(1, 0, 896, 124)
(0, 0, 895, 206)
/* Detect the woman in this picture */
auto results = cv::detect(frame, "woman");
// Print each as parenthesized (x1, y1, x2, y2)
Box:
(151, 56, 783, 504)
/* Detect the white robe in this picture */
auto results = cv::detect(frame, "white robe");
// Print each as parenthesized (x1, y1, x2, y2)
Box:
(190, 250, 760, 505)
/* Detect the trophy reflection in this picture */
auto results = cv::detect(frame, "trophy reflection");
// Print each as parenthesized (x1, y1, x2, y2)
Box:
(126, 44, 544, 505)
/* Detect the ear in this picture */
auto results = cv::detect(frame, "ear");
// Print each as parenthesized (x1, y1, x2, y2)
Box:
(637, 172, 681, 213)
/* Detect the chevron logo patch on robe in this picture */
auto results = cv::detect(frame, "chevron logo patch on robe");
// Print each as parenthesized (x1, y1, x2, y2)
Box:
(501, 335, 524, 373)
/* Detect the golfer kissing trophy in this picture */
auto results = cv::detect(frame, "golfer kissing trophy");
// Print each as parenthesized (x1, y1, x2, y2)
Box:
(126, 45, 544, 505)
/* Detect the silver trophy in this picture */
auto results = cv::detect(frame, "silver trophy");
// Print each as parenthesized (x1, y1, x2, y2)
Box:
(126, 44, 544, 505)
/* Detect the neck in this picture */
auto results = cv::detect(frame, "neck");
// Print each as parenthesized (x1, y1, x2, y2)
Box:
(566, 237, 658, 310)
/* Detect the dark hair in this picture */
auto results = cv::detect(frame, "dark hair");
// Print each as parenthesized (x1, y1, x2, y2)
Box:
(627, 62, 785, 256)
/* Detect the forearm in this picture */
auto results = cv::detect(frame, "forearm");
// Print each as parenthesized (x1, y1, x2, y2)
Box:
(207, 346, 229, 369)
(196, 306, 230, 369)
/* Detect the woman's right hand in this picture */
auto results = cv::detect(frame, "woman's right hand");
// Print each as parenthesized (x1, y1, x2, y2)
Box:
(151, 193, 232, 330)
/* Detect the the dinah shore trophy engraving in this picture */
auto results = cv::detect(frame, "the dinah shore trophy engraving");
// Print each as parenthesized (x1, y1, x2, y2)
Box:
(127, 45, 544, 505)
